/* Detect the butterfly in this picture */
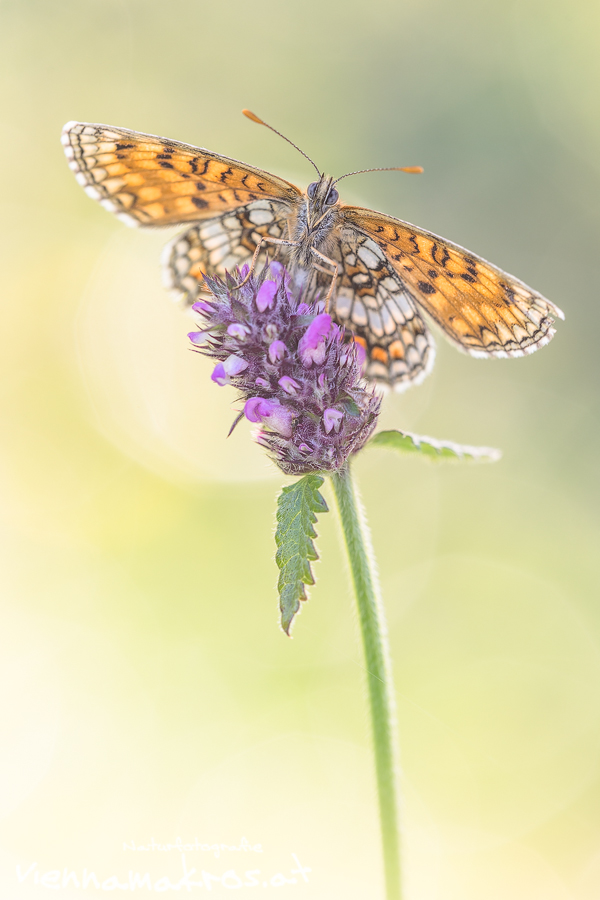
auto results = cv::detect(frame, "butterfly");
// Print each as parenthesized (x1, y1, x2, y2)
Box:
(61, 114, 563, 391)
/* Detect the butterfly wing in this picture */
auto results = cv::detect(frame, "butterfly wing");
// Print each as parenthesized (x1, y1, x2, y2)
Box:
(342, 207, 564, 358)
(61, 122, 301, 228)
(163, 201, 293, 304)
(324, 231, 435, 390)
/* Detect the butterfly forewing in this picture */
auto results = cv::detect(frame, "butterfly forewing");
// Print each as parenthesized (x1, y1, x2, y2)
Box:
(61, 122, 301, 228)
(343, 207, 564, 358)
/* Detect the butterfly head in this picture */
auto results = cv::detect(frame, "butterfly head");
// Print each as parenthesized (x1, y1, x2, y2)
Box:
(305, 176, 340, 223)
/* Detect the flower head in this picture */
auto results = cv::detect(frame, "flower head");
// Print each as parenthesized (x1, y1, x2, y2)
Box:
(189, 265, 380, 474)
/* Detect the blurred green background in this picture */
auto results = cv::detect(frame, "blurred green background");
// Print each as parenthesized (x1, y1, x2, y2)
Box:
(1, 0, 600, 896)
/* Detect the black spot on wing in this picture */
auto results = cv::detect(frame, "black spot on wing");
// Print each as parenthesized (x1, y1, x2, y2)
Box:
(190, 158, 210, 176)
(417, 281, 436, 295)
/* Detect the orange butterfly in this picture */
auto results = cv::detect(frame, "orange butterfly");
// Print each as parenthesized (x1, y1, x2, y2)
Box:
(62, 113, 563, 391)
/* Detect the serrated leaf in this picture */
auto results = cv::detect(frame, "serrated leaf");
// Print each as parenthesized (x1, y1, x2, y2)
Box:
(275, 474, 328, 635)
(370, 429, 501, 462)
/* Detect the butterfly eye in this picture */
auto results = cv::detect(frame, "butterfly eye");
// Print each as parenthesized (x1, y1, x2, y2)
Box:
(307, 182, 319, 199)
(326, 187, 339, 206)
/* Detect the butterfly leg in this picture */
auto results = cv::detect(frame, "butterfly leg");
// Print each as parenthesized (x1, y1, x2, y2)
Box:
(233, 237, 265, 289)
(234, 235, 300, 289)
(310, 247, 339, 312)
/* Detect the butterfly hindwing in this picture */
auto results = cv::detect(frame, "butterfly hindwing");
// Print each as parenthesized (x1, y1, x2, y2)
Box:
(163, 201, 291, 304)
(343, 207, 564, 358)
(61, 122, 301, 228)
(329, 231, 435, 390)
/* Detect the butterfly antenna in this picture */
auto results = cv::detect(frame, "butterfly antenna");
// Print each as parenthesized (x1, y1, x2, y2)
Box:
(334, 165, 423, 185)
(242, 109, 321, 177)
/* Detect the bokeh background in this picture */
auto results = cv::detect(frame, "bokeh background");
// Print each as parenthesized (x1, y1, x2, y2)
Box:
(1, 0, 600, 896)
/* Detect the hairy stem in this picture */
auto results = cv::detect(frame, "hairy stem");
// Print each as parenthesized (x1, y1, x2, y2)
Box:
(331, 464, 402, 900)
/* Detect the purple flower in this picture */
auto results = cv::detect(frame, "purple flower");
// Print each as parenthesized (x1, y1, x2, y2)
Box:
(269, 261, 289, 284)
(323, 408, 344, 434)
(192, 300, 213, 315)
(244, 397, 294, 438)
(211, 362, 228, 386)
(224, 355, 248, 376)
(298, 314, 332, 367)
(227, 323, 250, 340)
(268, 340, 287, 363)
(256, 280, 278, 312)
(278, 376, 300, 395)
(269, 261, 293, 302)
(188, 330, 210, 346)
(211, 354, 248, 386)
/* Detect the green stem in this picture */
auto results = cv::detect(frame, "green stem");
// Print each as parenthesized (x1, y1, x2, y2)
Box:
(331, 464, 402, 900)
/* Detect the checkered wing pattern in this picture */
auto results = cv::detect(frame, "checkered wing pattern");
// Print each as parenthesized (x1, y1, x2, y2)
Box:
(327, 232, 435, 391)
(61, 122, 301, 228)
(162, 201, 291, 304)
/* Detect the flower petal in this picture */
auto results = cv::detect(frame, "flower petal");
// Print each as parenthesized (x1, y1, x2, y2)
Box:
(188, 330, 210, 346)
(192, 301, 213, 315)
(268, 340, 287, 363)
(278, 376, 300, 395)
(227, 323, 250, 340)
(244, 397, 264, 422)
(243, 397, 293, 437)
(223, 355, 248, 376)
(211, 363, 229, 386)
(256, 280, 278, 312)
(298, 313, 332, 366)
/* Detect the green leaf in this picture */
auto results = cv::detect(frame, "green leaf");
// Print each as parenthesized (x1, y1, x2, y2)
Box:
(369, 429, 501, 462)
(275, 474, 328, 635)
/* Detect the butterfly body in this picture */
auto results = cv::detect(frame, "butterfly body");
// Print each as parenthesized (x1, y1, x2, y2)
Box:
(62, 121, 563, 391)
(276, 174, 341, 287)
